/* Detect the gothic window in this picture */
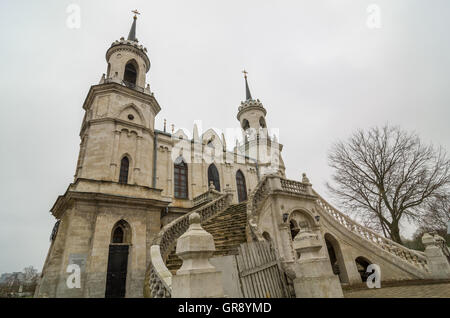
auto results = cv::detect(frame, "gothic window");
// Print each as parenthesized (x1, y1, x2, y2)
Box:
(113, 227, 124, 243)
(236, 170, 247, 202)
(208, 164, 220, 192)
(174, 156, 188, 199)
(123, 61, 138, 86)
(119, 156, 130, 184)
(111, 220, 131, 244)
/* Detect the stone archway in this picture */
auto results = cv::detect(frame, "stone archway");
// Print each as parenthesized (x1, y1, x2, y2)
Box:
(324, 233, 349, 284)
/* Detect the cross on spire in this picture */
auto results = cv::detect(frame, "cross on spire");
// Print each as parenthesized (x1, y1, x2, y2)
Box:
(132, 10, 141, 19)
(127, 10, 140, 41)
(242, 69, 252, 101)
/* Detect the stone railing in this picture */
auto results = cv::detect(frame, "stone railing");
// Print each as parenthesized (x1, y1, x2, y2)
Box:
(143, 192, 232, 298)
(314, 191, 429, 272)
(280, 179, 309, 195)
(192, 189, 222, 207)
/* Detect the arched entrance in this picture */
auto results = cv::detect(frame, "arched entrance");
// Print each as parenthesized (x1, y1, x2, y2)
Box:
(105, 220, 131, 298)
(355, 256, 372, 282)
(236, 170, 247, 202)
(208, 164, 221, 192)
(324, 233, 349, 284)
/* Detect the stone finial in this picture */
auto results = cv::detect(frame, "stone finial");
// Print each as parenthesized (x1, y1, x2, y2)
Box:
(302, 173, 310, 184)
(189, 212, 201, 225)
(422, 232, 435, 247)
(172, 212, 224, 298)
(209, 181, 216, 191)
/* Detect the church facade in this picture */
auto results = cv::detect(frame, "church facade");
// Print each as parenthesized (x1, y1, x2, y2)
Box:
(35, 15, 450, 298)
(35, 15, 283, 298)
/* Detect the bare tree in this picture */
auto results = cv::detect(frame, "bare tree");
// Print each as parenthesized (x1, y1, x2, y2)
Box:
(23, 266, 38, 283)
(420, 193, 450, 233)
(327, 125, 450, 245)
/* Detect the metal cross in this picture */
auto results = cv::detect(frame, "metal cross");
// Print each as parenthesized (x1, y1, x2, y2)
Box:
(242, 70, 248, 78)
(132, 10, 141, 18)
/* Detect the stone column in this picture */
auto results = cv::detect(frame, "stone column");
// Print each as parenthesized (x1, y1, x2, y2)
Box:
(171, 213, 224, 298)
(289, 231, 343, 298)
(110, 130, 121, 179)
(422, 233, 450, 279)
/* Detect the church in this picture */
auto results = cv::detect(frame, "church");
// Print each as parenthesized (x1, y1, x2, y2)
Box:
(34, 14, 450, 298)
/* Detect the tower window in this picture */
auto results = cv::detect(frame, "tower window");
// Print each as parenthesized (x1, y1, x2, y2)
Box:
(119, 156, 130, 184)
(128, 114, 134, 120)
(123, 61, 138, 86)
(259, 117, 266, 128)
(174, 156, 188, 199)
(242, 119, 250, 131)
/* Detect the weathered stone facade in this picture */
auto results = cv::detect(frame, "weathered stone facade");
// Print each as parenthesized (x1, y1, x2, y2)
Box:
(36, 15, 450, 299)
(35, 16, 284, 298)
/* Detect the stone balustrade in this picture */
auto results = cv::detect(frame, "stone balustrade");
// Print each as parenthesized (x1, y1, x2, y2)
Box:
(192, 189, 222, 207)
(314, 191, 429, 272)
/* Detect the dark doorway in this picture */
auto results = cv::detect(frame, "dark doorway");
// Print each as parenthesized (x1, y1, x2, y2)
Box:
(236, 170, 247, 202)
(325, 238, 340, 277)
(355, 256, 372, 282)
(208, 164, 221, 192)
(105, 245, 129, 298)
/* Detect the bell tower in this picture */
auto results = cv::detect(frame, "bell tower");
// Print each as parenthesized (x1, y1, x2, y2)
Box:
(236, 70, 268, 134)
(75, 12, 161, 186)
(236, 71, 286, 177)
(35, 12, 171, 299)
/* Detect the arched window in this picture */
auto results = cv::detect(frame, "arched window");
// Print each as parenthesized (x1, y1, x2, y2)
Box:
(242, 119, 250, 131)
(174, 156, 188, 199)
(119, 156, 130, 184)
(111, 220, 131, 244)
(259, 117, 266, 128)
(123, 61, 138, 86)
(208, 164, 220, 192)
(236, 170, 247, 202)
(112, 227, 124, 243)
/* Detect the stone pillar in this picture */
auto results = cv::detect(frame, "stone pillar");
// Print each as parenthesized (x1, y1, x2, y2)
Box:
(422, 233, 450, 279)
(290, 231, 343, 298)
(172, 213, 224, 298)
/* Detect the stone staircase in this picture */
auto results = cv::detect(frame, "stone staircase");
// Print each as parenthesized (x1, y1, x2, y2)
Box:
(165, 202, 248, 273)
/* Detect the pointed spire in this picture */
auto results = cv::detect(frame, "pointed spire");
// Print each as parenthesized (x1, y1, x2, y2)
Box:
(242, 70, 253, 101)
(127, 10, 140, 41)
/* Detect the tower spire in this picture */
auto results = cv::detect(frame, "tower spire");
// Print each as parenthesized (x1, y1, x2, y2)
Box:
(127, 10, 140, 41)
(242, 70, 252, 101)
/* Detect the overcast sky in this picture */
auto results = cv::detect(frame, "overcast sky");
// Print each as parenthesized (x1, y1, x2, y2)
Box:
(0, 0, 449, 273)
